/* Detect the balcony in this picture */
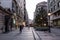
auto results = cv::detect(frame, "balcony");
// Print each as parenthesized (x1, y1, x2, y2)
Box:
(52, 16, 60, 20)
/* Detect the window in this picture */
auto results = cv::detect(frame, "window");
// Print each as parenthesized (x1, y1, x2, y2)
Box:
(48, 10, 50, 12)
(53, 0, 55, 3)
(53, 0, 56, 2)
(58, 20, 60, 26)
(51, 8, 53, 12)
(48, 0, 50, 3)
(0, 2, 1, 4)
(55, 5, 56, 10)
(55, 0, 56, 2)
(54, 6, 55, 10)
(58, 11, 60, 16)
(24, 0, 25, 2)
(59, 2, 60, 7)
(54, 5, 56, 10)
(24, 3, 25, 6)
(58, 2, 60, 7)
(50, 2, 53, 6)
(12, 2, 15, 8)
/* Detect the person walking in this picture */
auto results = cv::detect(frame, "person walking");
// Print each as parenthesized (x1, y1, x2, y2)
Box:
(19, 24, 24, 33)
(19, 25, 22, 33)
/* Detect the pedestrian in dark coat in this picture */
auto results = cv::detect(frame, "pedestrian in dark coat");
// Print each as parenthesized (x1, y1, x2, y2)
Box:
(20, 25, 24, 32)
(19, 25, 22, 33)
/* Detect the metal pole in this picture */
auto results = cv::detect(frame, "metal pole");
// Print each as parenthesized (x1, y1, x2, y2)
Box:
(49, 16, 51, 33)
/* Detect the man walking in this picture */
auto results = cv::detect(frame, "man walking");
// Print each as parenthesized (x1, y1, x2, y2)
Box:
(19, 24, 24, 33)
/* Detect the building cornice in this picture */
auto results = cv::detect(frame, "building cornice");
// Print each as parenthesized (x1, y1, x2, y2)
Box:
(0, 6, 12, 15)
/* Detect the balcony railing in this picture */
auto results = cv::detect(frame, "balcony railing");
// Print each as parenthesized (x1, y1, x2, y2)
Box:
(52, 16, 60, 20)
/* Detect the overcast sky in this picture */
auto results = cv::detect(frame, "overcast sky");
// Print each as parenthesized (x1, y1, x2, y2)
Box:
(26, 0, 47, 20)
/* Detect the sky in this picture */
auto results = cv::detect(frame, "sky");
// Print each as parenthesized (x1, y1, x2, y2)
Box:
(26, 0, 47, 20)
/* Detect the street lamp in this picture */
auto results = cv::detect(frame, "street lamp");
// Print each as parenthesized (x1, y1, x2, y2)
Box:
(40, 17, 43, 19)
(48, 13, 51, 33)
(40, 17, 43, 26)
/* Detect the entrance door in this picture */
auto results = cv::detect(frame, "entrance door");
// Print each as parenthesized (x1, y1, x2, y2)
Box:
(5, 15, 10, 32)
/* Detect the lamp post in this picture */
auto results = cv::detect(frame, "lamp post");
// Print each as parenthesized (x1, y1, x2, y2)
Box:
(40, 17, 43, 19)
(40, 17, 43, 26)
(48, 13, 51, 33)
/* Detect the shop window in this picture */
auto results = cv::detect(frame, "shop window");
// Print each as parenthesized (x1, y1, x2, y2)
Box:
(58, 20, 60, 26)
(53, 21, 57, 26)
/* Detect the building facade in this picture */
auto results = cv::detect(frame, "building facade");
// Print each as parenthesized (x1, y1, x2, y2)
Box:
(34, 1, 48, 27)
(0, 0, 24, 32)
(48, 0, 60, 28)
(0, 0, 28, 33)
(19, 0, 29, 26)
(24, 10, 29, 26)
(34, 1, 47, 19)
